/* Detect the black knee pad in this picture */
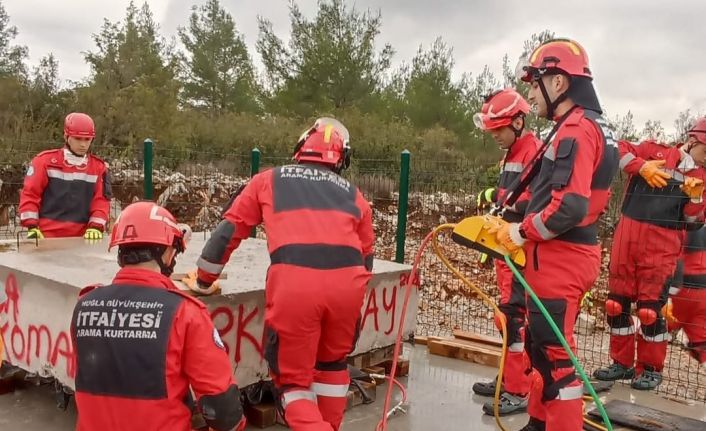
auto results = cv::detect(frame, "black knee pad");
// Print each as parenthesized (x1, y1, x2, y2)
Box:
(637, 300, 667, 337)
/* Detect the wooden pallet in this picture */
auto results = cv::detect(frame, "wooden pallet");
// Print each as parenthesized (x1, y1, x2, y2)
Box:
(426, 330, 502, 367)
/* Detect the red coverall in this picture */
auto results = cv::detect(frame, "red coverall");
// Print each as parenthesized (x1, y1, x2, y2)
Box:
(72, 267, 243, 431)
(608, 141, 706, 374)
(19, 148, 111, 237)
(197, 163, 375, 431)
(671, 227, 706, 365)
(493, 132, 541, 395)
(518, 108, 618, 430)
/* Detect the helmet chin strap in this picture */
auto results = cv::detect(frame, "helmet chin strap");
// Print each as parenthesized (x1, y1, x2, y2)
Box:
(537, 77, 567, 120)
(152, 247, 177, 277)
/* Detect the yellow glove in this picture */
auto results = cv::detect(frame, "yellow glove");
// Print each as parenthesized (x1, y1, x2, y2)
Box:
(486, 219, 525, 254)
(681, 176, 704, 201)
(181, 270, 220, 295)
(84, 228, 103, 240)
(662, 299, 678, 328)
(27, 227, 44, 239)
(476, 187, 497, 210)
(638, 159, 671, 188)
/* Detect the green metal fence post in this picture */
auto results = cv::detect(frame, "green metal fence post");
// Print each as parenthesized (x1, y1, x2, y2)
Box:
(249, 148, 261, 238)
(395, 150, 410, 263)
(143, 138, 154, 200)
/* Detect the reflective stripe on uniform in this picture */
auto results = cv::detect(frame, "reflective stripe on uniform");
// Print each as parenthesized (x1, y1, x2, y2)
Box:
(610, 326, 636, 336)
(503, 162, 524, 173)
(619, 153, 635, 170)
(311, 382, 350, 398)
(532, 213, 557, 240)
(557, 385, 583, 400)
(197, 257, 225, 274)
(640, 331, 671, 343)
(46, 169, 98, 183)
(282, 390, 318, 409)
(20, 211, 39, 220)
(89, 216, 107, 226)
(508, 342, 525, 353)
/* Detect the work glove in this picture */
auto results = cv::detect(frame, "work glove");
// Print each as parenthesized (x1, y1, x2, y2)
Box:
(486, 219, 525, 254)
(638, 159, 671, 188)
(662, 298, 678, 329)
(27, 227, 44, 240)
(181, 270, 220, 296)
(476, 187, 497, 210)
(681, 176, 705, 202)
(84, 228, 103, 241)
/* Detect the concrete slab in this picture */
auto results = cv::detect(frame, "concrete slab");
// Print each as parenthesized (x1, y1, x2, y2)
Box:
(2, 345, 703, 430)
(0, 236, 418, 389)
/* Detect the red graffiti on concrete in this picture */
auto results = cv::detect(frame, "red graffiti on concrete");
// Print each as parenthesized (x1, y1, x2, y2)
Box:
(361, 271, 420, 335)
(211, 304, 263, 364)
(0, 273, 76, 378)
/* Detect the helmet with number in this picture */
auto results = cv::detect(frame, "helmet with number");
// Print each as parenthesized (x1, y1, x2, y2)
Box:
(473, 89, 531, 131)
(64, 113, 96, 139)
(516, 38, 592, 83)
(110, 201, 189, 250)
(293, 117, 351, 171)
(688, 117, 706, 144)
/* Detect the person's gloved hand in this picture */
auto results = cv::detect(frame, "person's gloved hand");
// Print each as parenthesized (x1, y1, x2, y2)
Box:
(182, 270, 220, 295)
(84, 228, 103, 241)
(681, 176, 705, 202)
(638, 159, 671, 188)
(476, 187, 497, 210)
(662, 299, 678, 328)
(27, 227, 44, 240)
(486, 218, 525, 254)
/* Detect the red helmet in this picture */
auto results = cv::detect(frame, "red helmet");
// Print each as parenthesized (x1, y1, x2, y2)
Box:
(473, 89, 531, 131)
(688, 117, 706, 144)
(109, 201, 188, 252)
(64, 113, 96, 139)
(294, 117, 350, 169)
(517, 38, 592, 82)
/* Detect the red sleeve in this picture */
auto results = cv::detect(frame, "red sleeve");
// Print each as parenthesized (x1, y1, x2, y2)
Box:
(178, 302, 235, 396)
(88, 162, 111, 231)
(356, 191, 375, 271)
(618, 140, 662, 175)
(197, 173, 264, 285)
(521, 125, 597, 242)
(18, 155, 48, 227)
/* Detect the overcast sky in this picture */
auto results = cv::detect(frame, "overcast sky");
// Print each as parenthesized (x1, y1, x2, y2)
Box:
(5, 0, 705, 135)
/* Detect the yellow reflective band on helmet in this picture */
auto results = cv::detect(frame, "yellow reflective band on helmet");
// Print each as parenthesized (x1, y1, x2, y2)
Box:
(323, 124, 334, 143)
(531, 39, 581, 63)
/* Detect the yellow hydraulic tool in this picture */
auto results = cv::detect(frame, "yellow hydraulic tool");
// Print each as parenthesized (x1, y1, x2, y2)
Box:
(450, 214, 526, 267)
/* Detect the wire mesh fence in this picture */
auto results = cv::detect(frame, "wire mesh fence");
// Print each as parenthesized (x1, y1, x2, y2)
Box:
(1, 143, 705, 402)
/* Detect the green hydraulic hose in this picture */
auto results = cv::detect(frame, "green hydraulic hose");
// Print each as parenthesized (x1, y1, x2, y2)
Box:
(504, 255, 613, 431)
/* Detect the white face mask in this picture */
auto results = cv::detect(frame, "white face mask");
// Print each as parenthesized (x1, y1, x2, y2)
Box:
(63, 148, 88, 167)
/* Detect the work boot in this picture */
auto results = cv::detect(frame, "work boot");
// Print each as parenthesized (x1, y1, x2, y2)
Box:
(518, 417, 546, 431)
(631, 369, 663, 390)
(592, 363, 635, 381)
(482, 392, 528, 416)
(472, 377, 503, 397)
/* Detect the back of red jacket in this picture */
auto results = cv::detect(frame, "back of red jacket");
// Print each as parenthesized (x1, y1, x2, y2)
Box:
(197, 164, 374, 284)
(496, 132, 542, 222)
(72, 268, 242, 431)
(19, 148, 111, 237)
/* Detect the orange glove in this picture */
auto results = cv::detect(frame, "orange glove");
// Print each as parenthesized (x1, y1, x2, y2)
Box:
(638, 159, 671, 188)
(662, 299, 678, 328)
(181, 270, 220, 296)
(681, 176, 705, 201)
(487, 220, 525, 254)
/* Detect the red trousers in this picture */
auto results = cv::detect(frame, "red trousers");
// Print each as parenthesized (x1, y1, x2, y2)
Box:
(608, 217, 681, 373)
(495, 260, 532, 395)
(523, 240, 600, 431)
(264, 265, 369, 431)
(671, 287, 706, 364)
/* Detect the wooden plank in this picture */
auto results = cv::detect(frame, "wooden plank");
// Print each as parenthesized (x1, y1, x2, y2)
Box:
(452, 330, 503, 348)
(414, 335, 429, 345)
(245, 402, 278, 428)
(587, 399, 706, 431)
(379, 358, 410, 377)
(428, 338, 501, 367)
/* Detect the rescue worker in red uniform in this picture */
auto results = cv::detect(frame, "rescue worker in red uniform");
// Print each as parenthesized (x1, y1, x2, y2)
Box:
(19, 112, 111, 239)
(72, 201, 245, 431)
(472, 89, 541, 415)
(667, 225, 706, 369)
(594, 117, 706, 389)
(492, 39, 619, 431)
(195, 118, 374, 431)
